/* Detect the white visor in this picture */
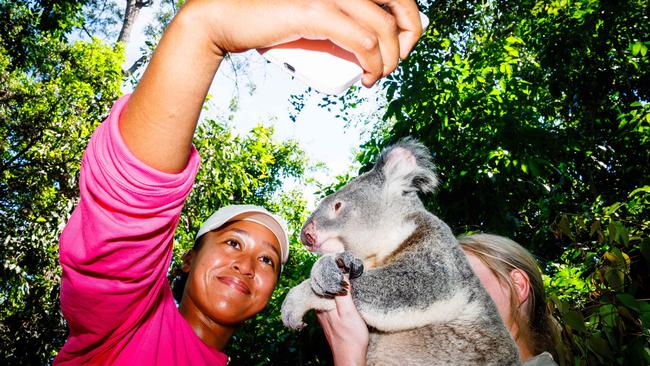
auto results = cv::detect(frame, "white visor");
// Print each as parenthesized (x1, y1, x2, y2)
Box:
(195, 205, 290, 264)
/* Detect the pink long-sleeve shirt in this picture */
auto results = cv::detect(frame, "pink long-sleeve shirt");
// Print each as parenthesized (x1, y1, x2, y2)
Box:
(54, 96, 228, 365)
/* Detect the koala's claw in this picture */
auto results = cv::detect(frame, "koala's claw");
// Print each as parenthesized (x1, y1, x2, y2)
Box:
(336, 251, 364, 279)
(335, 257, 347, 269)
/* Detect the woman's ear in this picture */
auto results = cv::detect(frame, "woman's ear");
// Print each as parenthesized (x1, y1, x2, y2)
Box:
(509, 268, 531, 306)
(181, 250, 195, 273)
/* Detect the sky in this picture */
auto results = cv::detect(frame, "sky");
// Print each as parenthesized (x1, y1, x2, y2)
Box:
(119, 3, 384, 209)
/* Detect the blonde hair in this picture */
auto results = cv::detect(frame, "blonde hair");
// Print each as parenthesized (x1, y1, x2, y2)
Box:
(458, 233, 557, 359)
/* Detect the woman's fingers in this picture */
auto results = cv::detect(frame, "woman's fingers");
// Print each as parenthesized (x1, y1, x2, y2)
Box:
(338, 0, 400, 78)
(333, 284, 359, 317)
(372, 0, 423, 59)
(302, 3, 385, 86)
(328, 0, 422, 84)
(316, 285, 369, 365)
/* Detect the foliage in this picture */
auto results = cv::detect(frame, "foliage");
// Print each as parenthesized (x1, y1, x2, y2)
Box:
(1, 1, 123, 363)
(0, 0, 89, 70)
(342, 0, 650, 364)
(544, 187, 650, 365)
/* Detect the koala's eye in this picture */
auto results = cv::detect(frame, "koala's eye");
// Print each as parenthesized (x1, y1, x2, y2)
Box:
(334, 201, 342, 211)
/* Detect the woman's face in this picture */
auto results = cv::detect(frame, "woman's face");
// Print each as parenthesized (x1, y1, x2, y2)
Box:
(464, 252, 514, 330)
(183, 220, 282, 326)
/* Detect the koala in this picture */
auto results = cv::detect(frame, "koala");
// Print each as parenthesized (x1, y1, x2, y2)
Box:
(281, 140, 520, 365)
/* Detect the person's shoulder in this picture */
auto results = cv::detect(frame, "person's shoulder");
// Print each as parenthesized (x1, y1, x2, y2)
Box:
(523, 352, 558, 366)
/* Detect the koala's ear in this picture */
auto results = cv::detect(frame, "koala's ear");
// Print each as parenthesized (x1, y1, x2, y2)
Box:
(374, 138, 438, 195)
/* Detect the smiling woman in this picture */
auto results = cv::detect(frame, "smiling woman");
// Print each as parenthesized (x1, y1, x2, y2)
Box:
(52, 0, 423, 364)
(53, 98, 292, 363)
(177, 207, 288, 349)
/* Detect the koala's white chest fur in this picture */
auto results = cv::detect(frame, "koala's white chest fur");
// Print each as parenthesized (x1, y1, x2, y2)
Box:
(360, 288, 482, 332)
(361, 218, 417, 266)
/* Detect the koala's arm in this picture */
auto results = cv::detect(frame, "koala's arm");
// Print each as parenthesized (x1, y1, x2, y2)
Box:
(282, 254, 354, 330)
(281, 279, 336, 330)
(351, 258, 470, 332)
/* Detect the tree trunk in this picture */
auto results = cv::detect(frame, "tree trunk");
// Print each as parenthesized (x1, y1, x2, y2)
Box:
(116, 0, 153, 44)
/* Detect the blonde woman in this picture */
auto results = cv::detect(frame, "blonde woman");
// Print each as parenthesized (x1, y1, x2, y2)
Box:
(457, 234, 559, 365)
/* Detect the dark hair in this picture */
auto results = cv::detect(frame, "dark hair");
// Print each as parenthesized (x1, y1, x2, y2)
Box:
(171, 236, 206, 303)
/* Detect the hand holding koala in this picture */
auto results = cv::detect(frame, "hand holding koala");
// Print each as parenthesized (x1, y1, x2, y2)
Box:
(282, 139, 520, 365)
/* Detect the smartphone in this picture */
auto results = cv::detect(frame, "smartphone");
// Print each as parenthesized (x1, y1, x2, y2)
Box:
(258, 11, 430, 95)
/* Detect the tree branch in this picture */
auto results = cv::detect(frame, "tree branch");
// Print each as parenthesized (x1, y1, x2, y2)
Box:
(0, 132, 43, 174)
(124, 54, 148, 76)
(81, 22, 93, 39)
(116, 0, 154, 45)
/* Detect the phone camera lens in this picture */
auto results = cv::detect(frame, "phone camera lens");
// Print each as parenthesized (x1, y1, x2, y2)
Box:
(283, 63, 295, 73)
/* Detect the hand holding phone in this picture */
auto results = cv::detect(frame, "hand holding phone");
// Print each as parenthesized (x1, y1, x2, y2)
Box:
(259, 11, 430, 95)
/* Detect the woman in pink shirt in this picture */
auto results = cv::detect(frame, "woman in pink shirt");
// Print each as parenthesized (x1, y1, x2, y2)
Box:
(54, 0, 423, 365)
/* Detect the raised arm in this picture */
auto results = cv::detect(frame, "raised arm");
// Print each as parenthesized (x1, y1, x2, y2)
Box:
(119, 0, 424, 173)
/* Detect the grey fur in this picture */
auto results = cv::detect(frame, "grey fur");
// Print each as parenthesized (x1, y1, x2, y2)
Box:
(281, 140, 520, 365)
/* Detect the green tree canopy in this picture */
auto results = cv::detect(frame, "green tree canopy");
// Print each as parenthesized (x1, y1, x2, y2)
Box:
(1, 1, 124, 361)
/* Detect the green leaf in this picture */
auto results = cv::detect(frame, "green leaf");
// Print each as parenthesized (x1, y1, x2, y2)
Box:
(629, 185, 650, 196)
(616, 293, 639, 311)
(604, 202, 623, 215)
(564, 310, 587, 332)
(608, 221, 617, 244)
(504, 45, 520, 57)
(638, 301, 650, 329)
(559, 215, 573, 240)
(506, 36, 524, 45)
(590, 221, 601, 237)
(599, 304, 618, 328)
(604, 268, 625, 290)
(588, 335, 612, 359)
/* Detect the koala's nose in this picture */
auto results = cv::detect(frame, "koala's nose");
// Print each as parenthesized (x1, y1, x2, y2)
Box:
(301, 221, 317, 248)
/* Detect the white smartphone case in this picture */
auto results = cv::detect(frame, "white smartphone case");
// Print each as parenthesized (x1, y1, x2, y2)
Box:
(259, 11, 430, 95)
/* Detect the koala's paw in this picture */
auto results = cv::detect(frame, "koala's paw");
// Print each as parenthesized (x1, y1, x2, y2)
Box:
(310, 252, 364, 297)
(310, 254, 349, 297)
(282, 304, 307, 330)
(336, 251, 364, 279)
